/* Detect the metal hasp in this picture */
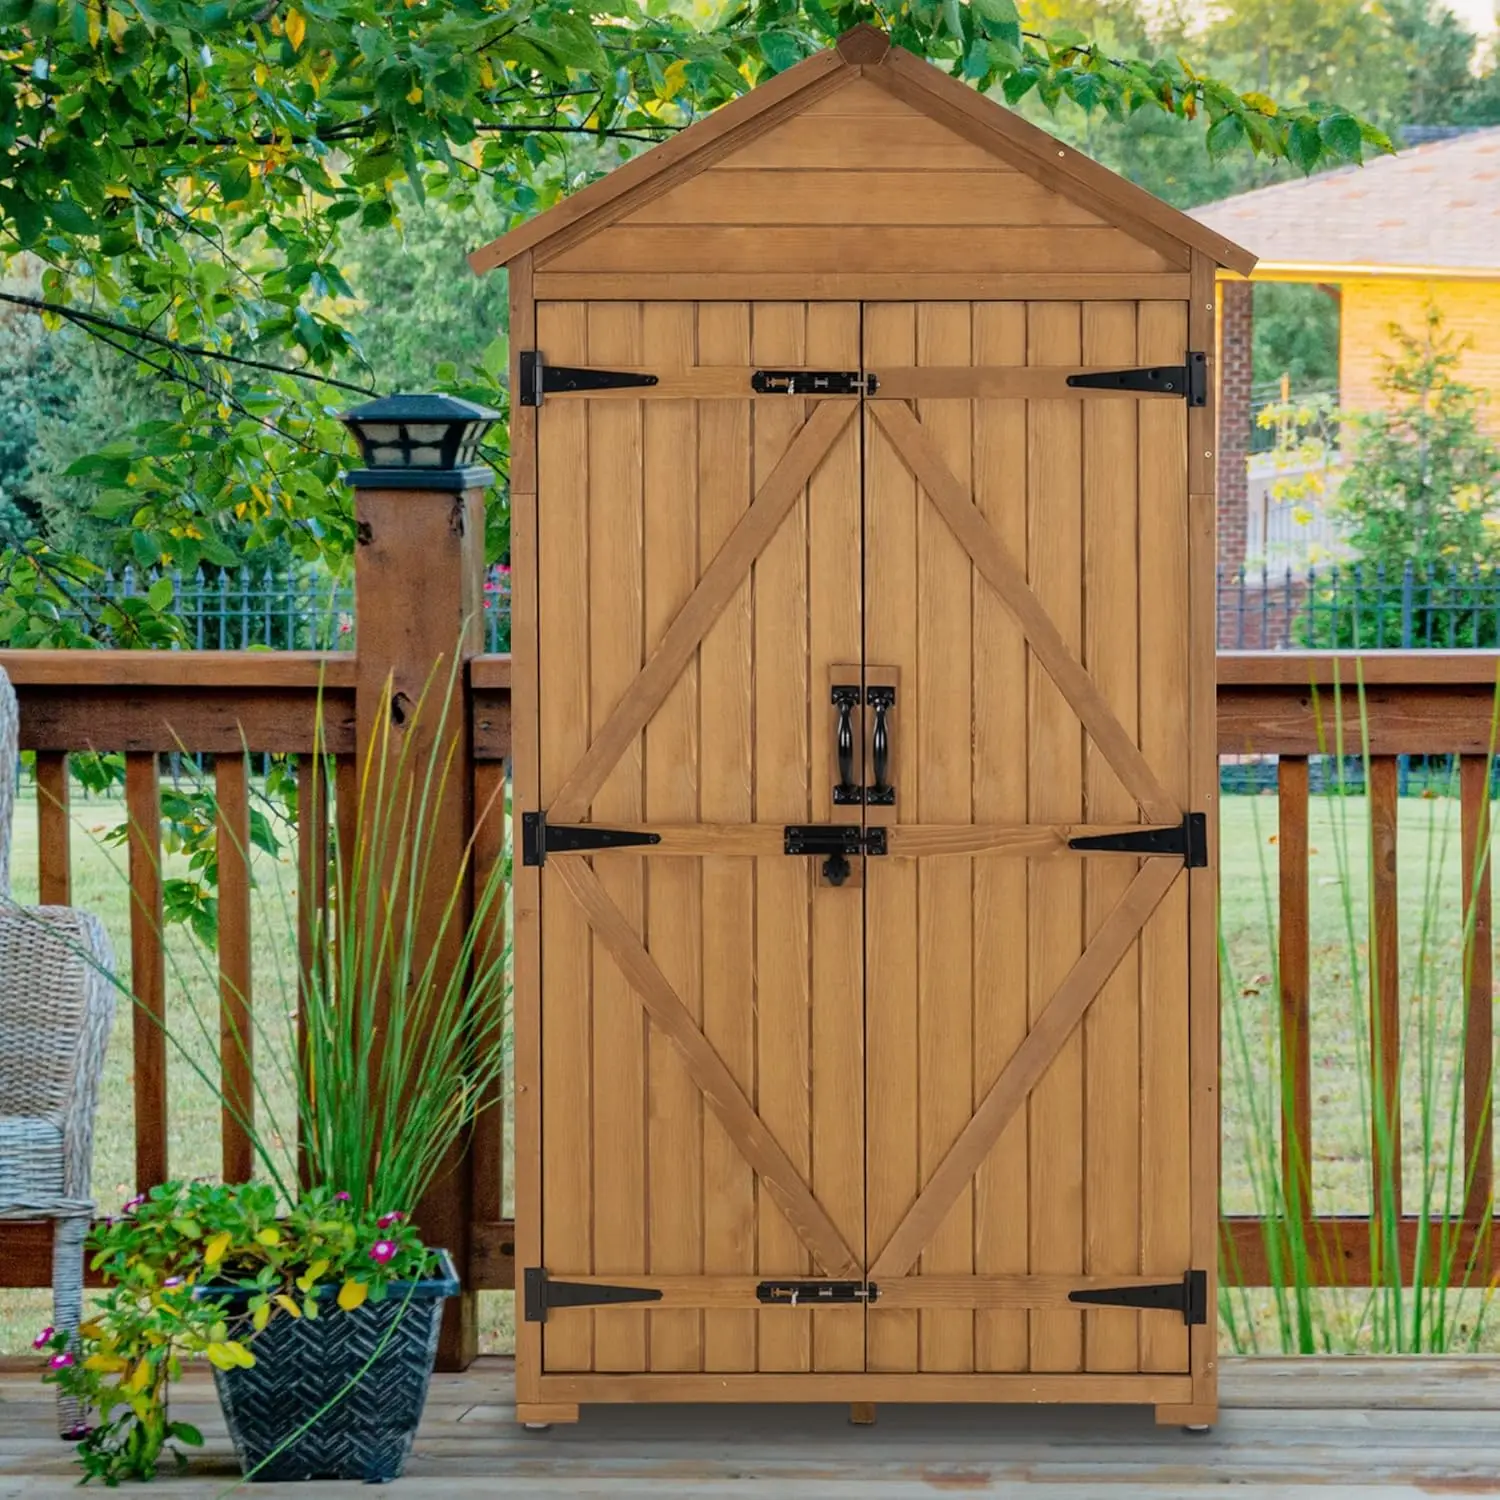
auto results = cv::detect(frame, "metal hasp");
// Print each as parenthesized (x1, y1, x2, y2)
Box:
(523, 1268, 664, 1323)
(522, 811, 662, 867)
(1067, 812, 1208, 868)
(1065, 352, 1207, 406)
(751, 370, 878, 396)
(784, 824, 888, 887)
(1068, 1270, 1208, 1326)
(518, 351, 659, 406)
(757, 1280, 880, 1305)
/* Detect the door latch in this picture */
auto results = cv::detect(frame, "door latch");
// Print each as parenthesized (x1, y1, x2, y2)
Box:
(784, 825, 888, 886)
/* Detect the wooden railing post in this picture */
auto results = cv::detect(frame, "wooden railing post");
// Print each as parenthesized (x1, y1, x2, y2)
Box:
(344, 396, 497, 1371)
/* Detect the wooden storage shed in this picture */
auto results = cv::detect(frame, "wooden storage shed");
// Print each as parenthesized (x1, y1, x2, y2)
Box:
(471, 24, 1255, 1429)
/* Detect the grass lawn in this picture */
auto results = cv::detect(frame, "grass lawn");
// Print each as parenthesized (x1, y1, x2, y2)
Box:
(1, 784, 1494, 1354)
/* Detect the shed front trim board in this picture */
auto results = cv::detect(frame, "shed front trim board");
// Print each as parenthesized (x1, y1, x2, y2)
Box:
(481, 24, 1250, 1429)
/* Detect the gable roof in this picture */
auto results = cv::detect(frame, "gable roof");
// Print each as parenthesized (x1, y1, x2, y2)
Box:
(1190, 127, 1500, 279)
(469, 25, 1256, 277)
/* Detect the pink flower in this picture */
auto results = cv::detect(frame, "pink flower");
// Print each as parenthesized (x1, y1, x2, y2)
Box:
(32, 1326, 55, 1350)
(48, 1352, 74, 1370)
(376, 1211, 404, 1229)
(121, 1195, 145, 1214)
(368, 1240, 398, 1266)
(334, 1191, 351, 1202)
(162, 1276, 184, 1288)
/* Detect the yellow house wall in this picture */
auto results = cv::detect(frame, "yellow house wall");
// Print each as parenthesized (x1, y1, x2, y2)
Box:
(1340, 277, 1500, 433)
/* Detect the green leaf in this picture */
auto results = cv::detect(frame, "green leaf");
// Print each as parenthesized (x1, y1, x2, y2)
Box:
(759, 30, 802, 74)
(146, 576, 175, 611)
(1206, 112, 1246, 161)
(1002, 66, 1040, 104)
(1318, 112, 1363, 162)
(169, 1422, 205, 1448)
(1288, 116, 1323, 175)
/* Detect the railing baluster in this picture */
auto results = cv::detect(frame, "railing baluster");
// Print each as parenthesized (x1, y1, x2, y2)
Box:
(35, 752, 71, 906)
(1461, 753, 1494, 1221)
(1278, 755, 1312, 1220)
(125, 752, 168, 1192)
(1369, 755, 1402, 1226)
(295, 752, 328, 1188)
(216, 753, 254, 1183)
(335, 754, 358, 898)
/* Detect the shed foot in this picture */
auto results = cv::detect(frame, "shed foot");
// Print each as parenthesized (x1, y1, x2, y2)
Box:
(1156, 1402, 1216, 1431)
(517, 1402, 579, 1430)
(849, 1402, 877, 1426)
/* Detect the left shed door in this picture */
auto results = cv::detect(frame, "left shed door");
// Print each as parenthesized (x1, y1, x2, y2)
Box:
(533, 300, 868, 1375)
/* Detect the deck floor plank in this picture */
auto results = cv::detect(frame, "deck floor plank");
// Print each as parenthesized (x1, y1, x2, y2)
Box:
(4, 1358, 1500, 1496)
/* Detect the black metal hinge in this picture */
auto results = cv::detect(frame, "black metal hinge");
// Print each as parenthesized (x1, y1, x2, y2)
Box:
(757, 1280, 879, 1305)
(1066, 352, 1207, 406)
(1069, 1270, 1207, 1326)
(518, 351, 659, 406)
(752, 370, 878, 397)
(1068, 812, 1207, 868)
(523, 1268, 663, 1323)
(521, 811, 661, 867)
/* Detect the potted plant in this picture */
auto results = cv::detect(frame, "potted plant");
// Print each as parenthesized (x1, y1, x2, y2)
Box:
(37, 663, 508, 1484)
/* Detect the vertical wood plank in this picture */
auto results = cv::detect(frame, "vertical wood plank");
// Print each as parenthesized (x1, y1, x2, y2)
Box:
(864, 300, 920, 1376)
(1461, 754, 1494, 1221)
(295, 752, 327, 1190)
(971, 301, 1031, 1375)
(806, 299, 864, 1375)
(470, 760, 508, 1235)
(642, 299, 704, 1373)
(509, 253, 547, 1400)
(35, 752, 71, 906)
(1138, 298, 1191, 1376)
(752, 300, 813, 1373)
(1081, 299, 1140, 1374)
(587, 299, 648, 1374)
(215, 753, 254, 1184)
(914, 300, 975, 1375)
(537, 297, 595, 1375)
(1278, 755, 1312, 1218)
(125, 752, 167, 1192)
(1026, 298, 1085, 1374)
(1369, 755, 1402, 1224)
(696, 299, 757, 1374)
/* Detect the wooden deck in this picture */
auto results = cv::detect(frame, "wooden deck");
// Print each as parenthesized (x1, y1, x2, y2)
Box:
(4, 1357, 1500, 1496)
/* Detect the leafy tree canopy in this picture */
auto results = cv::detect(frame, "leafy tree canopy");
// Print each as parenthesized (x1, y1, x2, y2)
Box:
(0, 0, 1392, 644)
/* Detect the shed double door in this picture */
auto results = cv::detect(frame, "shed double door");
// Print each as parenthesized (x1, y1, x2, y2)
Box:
(526, 297, 1205, 1397)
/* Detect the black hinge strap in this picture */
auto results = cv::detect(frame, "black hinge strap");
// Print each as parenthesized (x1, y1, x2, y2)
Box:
(1068, 1270, 1207, 1326)
(752, 370, 878, 397)
(518, 351, 659, 406)
(523, 1268, 663, 1323)
(1067, 812, 1207, 867)
(1065, 352, 1207, 406)
(522, 811, 661, 867)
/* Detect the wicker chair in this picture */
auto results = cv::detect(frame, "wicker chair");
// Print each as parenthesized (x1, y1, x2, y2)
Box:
(0, 666, 115, 1437)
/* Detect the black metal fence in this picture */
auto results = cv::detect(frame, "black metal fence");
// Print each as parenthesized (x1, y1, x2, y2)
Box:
(1218, 562, 1500, 651)
(77, 564, 513, 652)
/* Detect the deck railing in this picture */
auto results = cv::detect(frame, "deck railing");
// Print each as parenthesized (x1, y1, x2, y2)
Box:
(0, 647, 1496, 1312)
(1218, 650, 1497, 1286)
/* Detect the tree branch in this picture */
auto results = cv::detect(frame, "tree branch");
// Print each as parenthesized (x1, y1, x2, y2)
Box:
(0, 292, 376, 396)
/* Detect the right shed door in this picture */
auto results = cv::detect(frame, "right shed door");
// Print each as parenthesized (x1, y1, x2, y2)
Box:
(861, 298, 1195, 1376)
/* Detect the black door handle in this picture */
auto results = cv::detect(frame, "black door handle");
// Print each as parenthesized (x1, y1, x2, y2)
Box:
(832, 686, 862, 805)
(866, 686, 895, 805)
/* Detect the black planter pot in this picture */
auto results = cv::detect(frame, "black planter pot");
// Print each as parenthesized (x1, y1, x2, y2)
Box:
(196, 1251, 459, 1483)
